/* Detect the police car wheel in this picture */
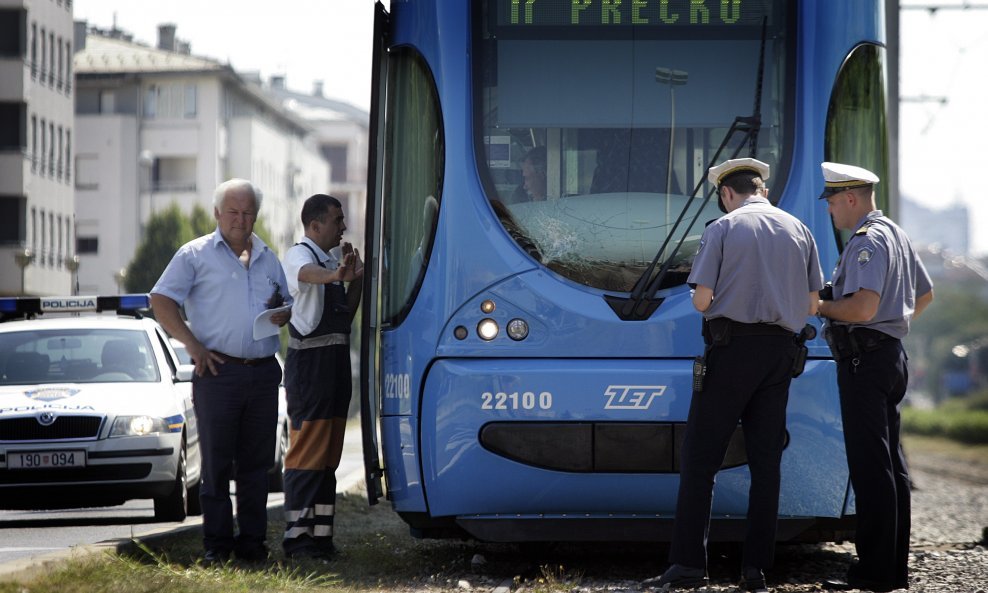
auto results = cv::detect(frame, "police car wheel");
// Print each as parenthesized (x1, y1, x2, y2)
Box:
(154, 444, 189, 522)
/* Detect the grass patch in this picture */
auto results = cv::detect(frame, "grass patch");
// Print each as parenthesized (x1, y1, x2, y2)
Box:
(0, 492, 491, 593)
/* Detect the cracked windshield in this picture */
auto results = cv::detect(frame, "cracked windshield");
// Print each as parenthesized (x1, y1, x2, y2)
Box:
(477, 0, 789, 292)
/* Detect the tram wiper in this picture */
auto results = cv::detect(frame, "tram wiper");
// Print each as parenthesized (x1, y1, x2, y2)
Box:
(605, 17, 769, 321)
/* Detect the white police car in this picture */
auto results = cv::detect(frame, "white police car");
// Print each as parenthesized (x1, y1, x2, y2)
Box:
(169, 338, 289, 493)
(0, 295, 202, 521)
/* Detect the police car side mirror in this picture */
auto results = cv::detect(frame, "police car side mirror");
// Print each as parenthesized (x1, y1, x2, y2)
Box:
(175, 365, 195, 382)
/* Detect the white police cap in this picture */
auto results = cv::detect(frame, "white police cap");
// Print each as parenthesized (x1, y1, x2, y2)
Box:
(707, 158, 770, 187)
(819, 162, 879, 199)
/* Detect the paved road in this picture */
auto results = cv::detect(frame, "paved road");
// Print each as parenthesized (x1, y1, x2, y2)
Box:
(0, 424, 363, 572)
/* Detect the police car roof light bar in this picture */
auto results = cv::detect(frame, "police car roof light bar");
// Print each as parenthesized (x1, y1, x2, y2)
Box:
(0, 294, 151, 322)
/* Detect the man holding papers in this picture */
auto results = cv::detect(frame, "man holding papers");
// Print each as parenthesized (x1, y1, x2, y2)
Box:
(151, 178, 291, 565)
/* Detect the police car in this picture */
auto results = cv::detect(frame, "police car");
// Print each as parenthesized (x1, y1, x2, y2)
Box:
(169, 338, 289, 493)
(0, 295, 201, 521)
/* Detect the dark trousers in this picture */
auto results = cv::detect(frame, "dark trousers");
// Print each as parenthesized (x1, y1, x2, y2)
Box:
(282, 344, 352, 554)
(837, 341, 910, 587)
(670, 334, 795, 571)
(192, 358, 280, 554)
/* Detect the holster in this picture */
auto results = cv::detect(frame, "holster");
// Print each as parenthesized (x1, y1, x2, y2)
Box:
(824, 325, 894, 361)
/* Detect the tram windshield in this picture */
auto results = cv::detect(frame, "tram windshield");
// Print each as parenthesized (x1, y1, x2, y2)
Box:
(475, 0, 792, 292)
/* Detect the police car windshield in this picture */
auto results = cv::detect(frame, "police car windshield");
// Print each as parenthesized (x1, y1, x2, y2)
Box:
(0, 328, 160, 385)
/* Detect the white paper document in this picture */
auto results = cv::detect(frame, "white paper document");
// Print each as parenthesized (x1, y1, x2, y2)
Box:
(253, 304, 291, 340)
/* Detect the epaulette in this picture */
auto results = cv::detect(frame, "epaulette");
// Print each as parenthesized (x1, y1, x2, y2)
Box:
(854, 220, 875, 236)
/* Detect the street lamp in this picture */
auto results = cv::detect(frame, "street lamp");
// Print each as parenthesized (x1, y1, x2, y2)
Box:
(139, 150, 155, 237)
(113, 268, 127, 294)
(13, 247, 35, 296)
(64, 254, 80, 295)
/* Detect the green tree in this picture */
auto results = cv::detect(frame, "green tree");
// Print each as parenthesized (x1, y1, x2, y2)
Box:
(907, 279, 988, 401)
(124, 204, 194, 293)
(189, 203, 214, 236)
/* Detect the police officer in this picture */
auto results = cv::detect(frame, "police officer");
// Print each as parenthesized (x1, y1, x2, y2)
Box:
(647, 158, 823, 592)
(816, 162, 933, 592)
(280, 194, 363, 561)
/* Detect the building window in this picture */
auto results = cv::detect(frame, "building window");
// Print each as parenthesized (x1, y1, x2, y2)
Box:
(48, 121, 54, 175)
(65, 39, 71, 93)
(30, 114, 37, 170)
(57, 126, 63, 178)
(184, 84, 197, 118)
(75, 154, 98, 189)
(48, 31, 54, 86)
(0, 9, 24, 58)
(56, 35, 63, 90)
(39, 118, 46, 172)
(0, 196, 26, 245)
(66, 129, 71, 182)
(323, 145, 348, 183)
(39, 26, 46, 80)
(0, 102, 25, 151)
(98, 89, 116, 114)
(144, 85, 158, 118)
(31, 207, 37, 252)
(30, 22, 36, 77)
(77, 236, 98, 254)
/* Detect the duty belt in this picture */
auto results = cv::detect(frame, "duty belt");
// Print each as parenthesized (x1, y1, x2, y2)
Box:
(704, 318, 795, 346)
(824, 325, 897, 360)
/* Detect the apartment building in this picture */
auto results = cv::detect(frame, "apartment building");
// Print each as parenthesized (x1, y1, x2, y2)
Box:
(0, 0, 75, 296)
(73, 23, 329, 295)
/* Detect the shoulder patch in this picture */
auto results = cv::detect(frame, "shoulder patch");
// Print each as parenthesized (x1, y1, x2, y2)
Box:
(857, 247, 873, 265)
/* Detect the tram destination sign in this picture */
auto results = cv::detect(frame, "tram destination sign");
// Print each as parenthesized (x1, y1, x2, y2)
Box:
(499, 0, 776, 27)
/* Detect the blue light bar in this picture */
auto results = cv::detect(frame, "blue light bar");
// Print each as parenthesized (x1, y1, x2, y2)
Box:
(0, 294, 151, 322)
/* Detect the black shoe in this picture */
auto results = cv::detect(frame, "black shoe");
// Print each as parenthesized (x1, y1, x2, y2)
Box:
(201, 549, 231, 567)
(642, 564, 708, 589)
(235, 545, 270, 564)
(740, 566, 768, 592)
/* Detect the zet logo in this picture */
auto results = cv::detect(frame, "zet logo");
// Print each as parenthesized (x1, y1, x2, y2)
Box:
(25, 387, 80, 402)
(603, 385, 666, 410)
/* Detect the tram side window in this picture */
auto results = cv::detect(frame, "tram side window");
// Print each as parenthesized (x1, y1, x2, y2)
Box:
(381, 48, 444, 325)
(825, 43, 890, 245)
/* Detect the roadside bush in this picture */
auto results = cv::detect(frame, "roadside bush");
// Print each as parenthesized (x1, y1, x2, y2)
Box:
(903, 399, 988, 444)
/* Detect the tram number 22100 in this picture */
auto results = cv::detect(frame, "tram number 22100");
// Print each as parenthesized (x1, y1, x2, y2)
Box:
(481, 391, 553, 410)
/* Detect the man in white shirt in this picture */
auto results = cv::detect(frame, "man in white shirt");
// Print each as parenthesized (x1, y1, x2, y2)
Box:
(280, 194, 362, 561)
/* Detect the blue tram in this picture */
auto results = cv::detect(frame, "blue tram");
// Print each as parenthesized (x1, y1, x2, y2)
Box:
(360, 0, 894, 542)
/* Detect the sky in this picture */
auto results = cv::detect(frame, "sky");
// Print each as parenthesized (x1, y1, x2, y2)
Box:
(72, 0, 988, 257)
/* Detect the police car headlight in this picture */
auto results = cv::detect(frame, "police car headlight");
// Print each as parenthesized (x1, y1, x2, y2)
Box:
(110, 415, 168, 437)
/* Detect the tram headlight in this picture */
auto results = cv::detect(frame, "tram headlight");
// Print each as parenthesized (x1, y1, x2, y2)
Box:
(506, 318, 529, 341)
(477, 318, 499, 341)
(480, 299, 496, 314)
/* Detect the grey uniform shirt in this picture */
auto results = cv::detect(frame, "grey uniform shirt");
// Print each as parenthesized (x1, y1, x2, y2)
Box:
(687, 196, 824, 333)
(829, 210, 933, 339)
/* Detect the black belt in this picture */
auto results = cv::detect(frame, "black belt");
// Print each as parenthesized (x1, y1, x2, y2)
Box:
(214, 353, 275, 367)
(851, 327, 897, 343)
(725, 320, 795, 337)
